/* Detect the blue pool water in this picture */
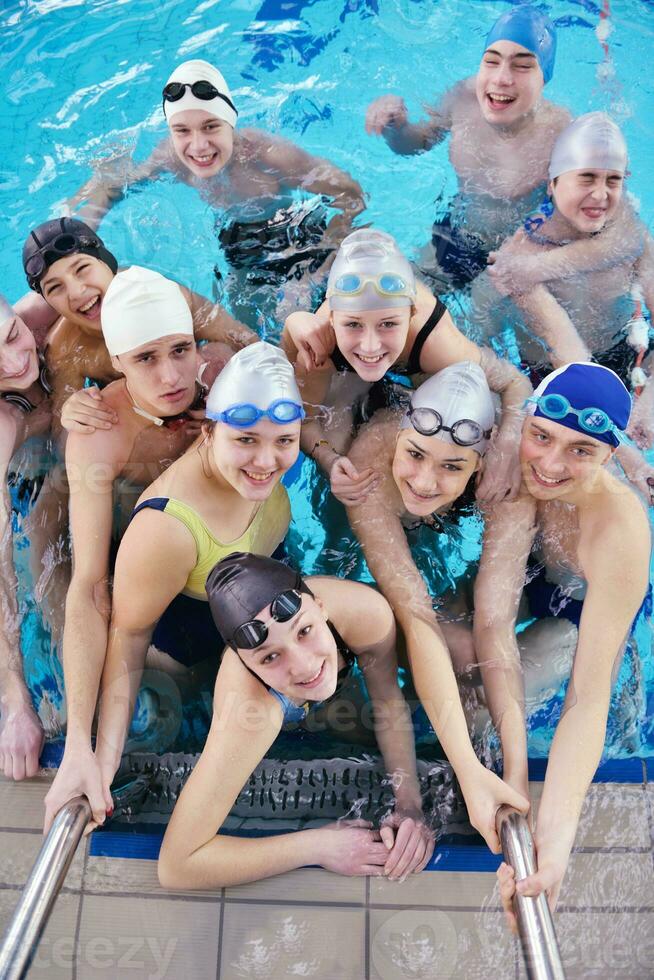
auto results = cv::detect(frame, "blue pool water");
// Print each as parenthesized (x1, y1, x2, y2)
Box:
(0, 0, 652, 756)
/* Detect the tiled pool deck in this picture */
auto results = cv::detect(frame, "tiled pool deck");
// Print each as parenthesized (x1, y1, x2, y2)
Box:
(1, 761, 653, 979)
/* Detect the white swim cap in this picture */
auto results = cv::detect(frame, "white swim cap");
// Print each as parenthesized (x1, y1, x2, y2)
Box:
(327, 230, 416, 312)
(549, 112, 627, 181)
(163, 60, 238, 128)
(101, 266, 193, 357)
(401, 362, 495, 455)
(206, 342, 303, 423)
(0, 294, 14, 327)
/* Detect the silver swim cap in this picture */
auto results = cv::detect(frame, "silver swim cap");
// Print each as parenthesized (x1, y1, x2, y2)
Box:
(327, 230, 416, 312)
(401, 362, 495, 455)
(163, 59, 237, 128)
(549, 112, 627, 181)
(206, 342, 303, 425)
(102, 266, 193, 357)
(0, 294, 14, 327)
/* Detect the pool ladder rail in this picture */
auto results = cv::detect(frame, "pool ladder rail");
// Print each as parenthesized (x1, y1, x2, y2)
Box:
(497, 805, 566, 980)
(0, 782, 565, 979)
(0, 773, 153, 980)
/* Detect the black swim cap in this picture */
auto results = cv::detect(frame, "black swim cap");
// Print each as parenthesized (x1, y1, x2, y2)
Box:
(22, 217, 118, 293)
(206, 552, 312, 649)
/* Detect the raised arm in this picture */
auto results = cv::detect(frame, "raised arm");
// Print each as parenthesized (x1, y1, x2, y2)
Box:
(94, 509, 196, 788)
(473, 497, 537, 801)
(521, 519, 649, 910)
(158, 651, 389, 889)
(64, 141, 172, 231)
(42, 433, 122, 830)
(346, 431, 529, 851)
(364, 84, 457, 155)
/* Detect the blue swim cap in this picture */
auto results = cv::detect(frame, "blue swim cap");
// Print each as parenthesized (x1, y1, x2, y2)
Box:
(529, 363, 631, 448)
(485, 5, 556, 84)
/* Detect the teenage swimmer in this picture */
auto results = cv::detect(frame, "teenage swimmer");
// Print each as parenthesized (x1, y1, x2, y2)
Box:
(473, 113, 654, 500)
(22, 217, 255, 433)
(156, 552, 434, 888)
(365, 6, 570, 288)
(43, 267, 241, 827)
(67, 60, 365, 326)
(0, 291, 133, 780)
(335, 362, 530, 851)
(472, 363, 650, 915)
(282, 230, 531, 504)
(48, 344, 303, 830)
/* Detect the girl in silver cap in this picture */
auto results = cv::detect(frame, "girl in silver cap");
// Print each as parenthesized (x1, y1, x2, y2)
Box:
(282, 229, 530, 506)
(477, 113, 654, 501)
(84, 343, 304, 829)
(339, 362, 530, 853)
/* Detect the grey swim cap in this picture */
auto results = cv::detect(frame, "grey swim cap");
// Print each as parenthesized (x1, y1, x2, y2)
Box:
(0, 294, 14, 327)
(401, 362, 495, 455)
(549, 112, 627, 181)
(327, 230, 416, 312)
(206, 342, 303, 420)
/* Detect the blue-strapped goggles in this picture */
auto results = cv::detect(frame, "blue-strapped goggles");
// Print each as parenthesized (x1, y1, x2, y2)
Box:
(331, 273, 413, 299)
(526, 394, 626, 442)
(208, 398, 305, 428)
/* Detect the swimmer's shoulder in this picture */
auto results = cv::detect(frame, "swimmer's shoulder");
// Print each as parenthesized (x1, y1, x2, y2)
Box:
(538, 100, 572, 136)
(579, 477, 650, 574)
(307, 577, 394, 651)
(348, 412, 399, 469)
(444, 77, 478, 123)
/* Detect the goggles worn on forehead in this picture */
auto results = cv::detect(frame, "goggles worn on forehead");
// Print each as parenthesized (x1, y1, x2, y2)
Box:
(207, 399, 305, 428)
(330, 273, 413, 300)
(163, 80, 238, 117)
(526, 394, 626, 441)
(25, 232, 101, 288)
(407, 406, 491, 446)
(231, 589, 303, 650)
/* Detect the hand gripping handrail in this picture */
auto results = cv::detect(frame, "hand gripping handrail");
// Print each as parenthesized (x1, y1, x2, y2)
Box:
(0, 772, 153, 980)
(496, 805, 566, 980)
(0, 796, 92, 980)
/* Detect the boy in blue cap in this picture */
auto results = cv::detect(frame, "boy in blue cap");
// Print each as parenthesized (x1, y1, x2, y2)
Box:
(367, 6, 569, 289)
(472, 362, 650, 918)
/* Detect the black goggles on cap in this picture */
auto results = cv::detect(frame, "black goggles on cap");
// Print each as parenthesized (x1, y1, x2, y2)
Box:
(24, 231, 102, 287)
(230, 587, 309, 651)
(162, 81, 238, 117)
(407, 406, 491, 447)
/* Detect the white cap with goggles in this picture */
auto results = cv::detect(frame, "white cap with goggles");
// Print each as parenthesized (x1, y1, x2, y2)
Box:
(163, 59, 238, 128)
(327, 230, 416, 312)
(205, 342, 305, 428)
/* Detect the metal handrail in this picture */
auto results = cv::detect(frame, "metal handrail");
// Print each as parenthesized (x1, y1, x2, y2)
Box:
(496, 805, 566, 980)
(0, 796, 91, 980)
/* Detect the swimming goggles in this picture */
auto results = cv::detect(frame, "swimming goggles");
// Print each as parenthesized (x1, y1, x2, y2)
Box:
(525, 394, 625, 440)
(407, 406, 492, 446)
(208, 399, 305, 428)
(24, 229, 102, 286)
(330, 273, 414, 300)
(231, 588, 304, 650)
(162, 81, 238, 117)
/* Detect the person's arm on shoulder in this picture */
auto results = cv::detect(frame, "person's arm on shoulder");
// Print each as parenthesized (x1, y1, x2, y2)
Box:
(179, 285, 257, 352)
(489, 202, 645, 295)
(521, 517, 649, 911)
(339, 582, 435, 878)
(0, 411, 44, 780)
(43, 431, 124, 831)
(94, 508, 196, 790)
(63, 140, 172, 231)
(513, 285, 591, 364)
(158, 651, 390, 888)
(283, 302, 335, 372)
(364, 83, 458, 154)
(346, 429, 529, 852)
(473, 497, 537, 801)
(45, 329, 92, 444)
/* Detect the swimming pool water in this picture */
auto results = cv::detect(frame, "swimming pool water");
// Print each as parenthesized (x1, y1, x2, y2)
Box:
(1, 0, 653, 756)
